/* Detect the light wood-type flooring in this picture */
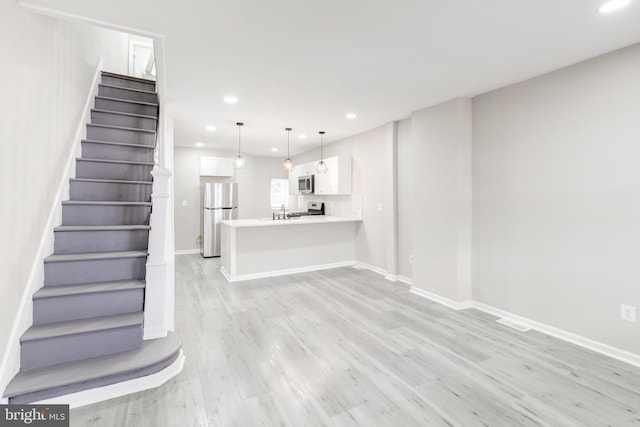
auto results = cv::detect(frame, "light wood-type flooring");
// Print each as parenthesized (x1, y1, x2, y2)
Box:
(71, 254, 640, 426)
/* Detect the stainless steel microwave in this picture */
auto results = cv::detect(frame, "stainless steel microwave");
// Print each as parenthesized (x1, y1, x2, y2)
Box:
(298, 175, 314, 194)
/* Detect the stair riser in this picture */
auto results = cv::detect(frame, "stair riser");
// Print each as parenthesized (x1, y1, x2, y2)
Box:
(20, 325, 142, 370)
(76, 160, 153, 181)
(33, 289, 144, 324)
(62, 204, 150, 226)
(81, 141, 155, 163)
(62, 205, 151, 225)
(44, 256, 147, 286)
(54, 229, 149, 253)
(98, 85, 158, 104)
(86, 125, 155, 146)
(70, 180, 152, 202)
(101, 75, 156, 92)
(91, 110, 157, 131)
(95, 98, 158, 116)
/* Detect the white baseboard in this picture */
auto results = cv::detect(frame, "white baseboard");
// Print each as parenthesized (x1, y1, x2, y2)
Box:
(0, 61, 103, 398)
(468, 301, 640, 368)
(354, 262, 413, 286)
(354, 261, 387, 276)
(175, 249, 200, 255)
(222, 261, 357, 283)
(34, 350, 185, 409)
(408, 288, 640, 369)
(396, 275, 413, 285)
(409, 286, 473, 311)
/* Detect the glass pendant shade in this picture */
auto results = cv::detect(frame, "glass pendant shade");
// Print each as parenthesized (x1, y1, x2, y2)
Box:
(282, 158, 294, 171)
(233, 122, 245, 169)
(315, 130, 328, 174)
(232, 154, 246, 169)
(315, 160, 328, 174)
(282, 127, 294, 171)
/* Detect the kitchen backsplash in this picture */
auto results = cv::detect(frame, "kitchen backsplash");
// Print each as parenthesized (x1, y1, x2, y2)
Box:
(291, 194, 363, 219)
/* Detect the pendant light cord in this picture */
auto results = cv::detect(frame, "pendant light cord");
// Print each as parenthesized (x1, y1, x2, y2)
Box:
(236, 122, 244, 155)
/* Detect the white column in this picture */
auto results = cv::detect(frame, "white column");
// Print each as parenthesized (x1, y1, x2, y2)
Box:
(144, 166, 172, 339)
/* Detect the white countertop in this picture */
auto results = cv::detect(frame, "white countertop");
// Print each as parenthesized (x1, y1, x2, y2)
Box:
(220, 215, 361, 228)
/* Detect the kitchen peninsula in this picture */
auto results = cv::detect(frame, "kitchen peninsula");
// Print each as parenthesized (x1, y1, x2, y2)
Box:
(220, 216, 361, 282)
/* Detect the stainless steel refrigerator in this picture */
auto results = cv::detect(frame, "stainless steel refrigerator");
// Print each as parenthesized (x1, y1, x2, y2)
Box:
(201, 183, 238, 257)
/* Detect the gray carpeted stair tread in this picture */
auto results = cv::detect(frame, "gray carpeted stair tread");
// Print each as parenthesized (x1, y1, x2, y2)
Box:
(54, 225, 150, 232)
(70, 177, 153, 185)
(95, 95, 158, 107)
(98, 83, 157, 95)
(91, 109, 157, 120)
(81, 139, 156, 149)
(86, 123, 156, 134)
(4, 333, 180, 400)
(101, 71, 157, 85)
(76, 157, 154, 166)
(21, 312, 143, 342)
(44, 251, 148, 263)
(62, 200, 152, 206)
(34, 280, 146, 299)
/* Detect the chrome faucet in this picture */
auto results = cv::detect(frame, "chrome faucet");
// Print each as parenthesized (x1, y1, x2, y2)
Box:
(281, 204, 286, 219)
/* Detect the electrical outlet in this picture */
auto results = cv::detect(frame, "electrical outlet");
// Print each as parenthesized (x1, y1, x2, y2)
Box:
(620, 304, 637, 323)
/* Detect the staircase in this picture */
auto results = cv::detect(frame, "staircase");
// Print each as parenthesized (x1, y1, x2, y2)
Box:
(3, 72, 181, 404)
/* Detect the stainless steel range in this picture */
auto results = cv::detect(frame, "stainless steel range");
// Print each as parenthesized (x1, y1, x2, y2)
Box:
(287, 202, 325, 217)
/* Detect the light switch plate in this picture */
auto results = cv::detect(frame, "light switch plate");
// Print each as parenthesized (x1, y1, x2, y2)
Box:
(621, 304, 637, 323)
(182, 200, 188, 207)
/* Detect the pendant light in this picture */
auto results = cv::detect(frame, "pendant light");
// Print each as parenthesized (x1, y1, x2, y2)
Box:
(315, 131, 328, 174)
(232, 122, 246, 169)
(282, 127, 294, 171)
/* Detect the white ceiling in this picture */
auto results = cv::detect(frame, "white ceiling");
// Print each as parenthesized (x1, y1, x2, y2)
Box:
(22, 0, 640, 156)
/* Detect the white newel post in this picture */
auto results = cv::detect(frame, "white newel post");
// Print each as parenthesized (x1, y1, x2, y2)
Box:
(144, 166, 172, 339)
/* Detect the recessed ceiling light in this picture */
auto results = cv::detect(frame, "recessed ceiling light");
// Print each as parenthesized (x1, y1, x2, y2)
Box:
(205, 125, 216, 132)
(271, 147, 278, 152)
(195, 142, 204, 147)
(298, 134, 307, 139)
(224, 96, 238, 104)
(346, 113, 357, 120)
(598, 0, 631, 13)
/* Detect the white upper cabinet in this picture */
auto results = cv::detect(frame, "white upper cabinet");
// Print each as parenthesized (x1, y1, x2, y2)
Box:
(288, 166, 299, 195)
(287, 156, 352, 195)
(200, 156, 234, 177)
(314, 155, 352, 195)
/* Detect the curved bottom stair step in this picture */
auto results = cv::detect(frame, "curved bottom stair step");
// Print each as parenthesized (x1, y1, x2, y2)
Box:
(20, 312, 144, 370)
(5, 333, 181, 404)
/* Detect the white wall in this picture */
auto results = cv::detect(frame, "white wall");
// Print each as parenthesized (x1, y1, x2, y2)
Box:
(0, 2, 129, 392)
(294, 125, 395, 272)
(173, 147, 287, 251)
(411, 98, 472, 301)
(472, 43, 640, 355)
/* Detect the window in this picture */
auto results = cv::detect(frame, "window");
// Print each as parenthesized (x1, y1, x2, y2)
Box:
(270, 179, 289, 210)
